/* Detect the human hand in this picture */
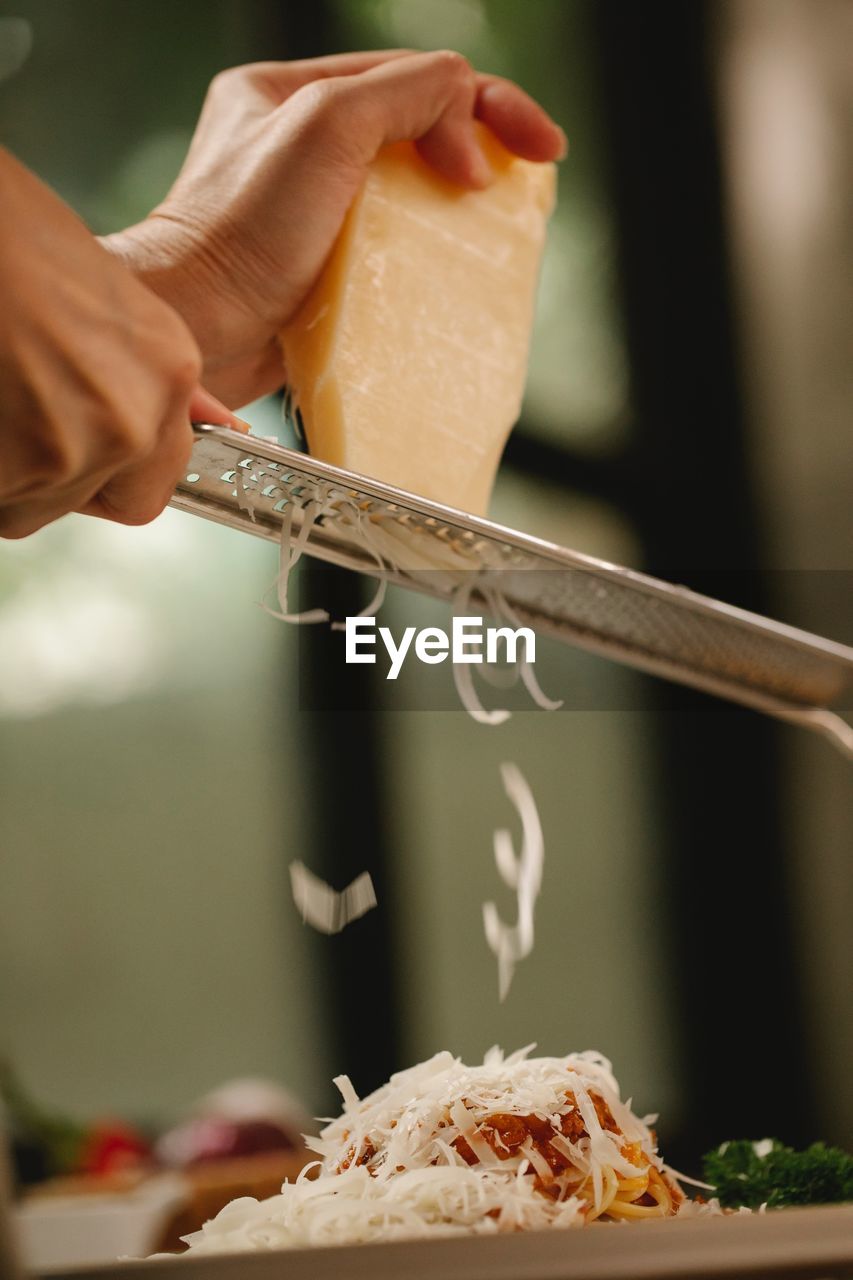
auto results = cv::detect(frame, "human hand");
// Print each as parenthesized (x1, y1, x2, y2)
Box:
(103, 50, 566, 408)
(0, 149, 243, 539)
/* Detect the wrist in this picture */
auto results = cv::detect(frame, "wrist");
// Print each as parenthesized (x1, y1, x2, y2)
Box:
(100, 220, 232, 386)
(100, 218, 286, 408)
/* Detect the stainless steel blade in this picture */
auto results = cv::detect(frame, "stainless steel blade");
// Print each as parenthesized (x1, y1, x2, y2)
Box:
(170, 424, 853, 752)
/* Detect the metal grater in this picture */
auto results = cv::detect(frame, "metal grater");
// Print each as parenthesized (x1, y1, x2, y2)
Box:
(171, 424, 853, 752)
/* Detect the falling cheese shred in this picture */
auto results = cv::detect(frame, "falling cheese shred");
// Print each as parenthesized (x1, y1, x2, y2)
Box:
(289, 862, 377, 935)
(482, 763, 544, 1001)
(175, 1047, 696, 1256)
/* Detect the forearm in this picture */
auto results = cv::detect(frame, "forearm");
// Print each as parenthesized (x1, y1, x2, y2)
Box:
(0, 150, 207, 536)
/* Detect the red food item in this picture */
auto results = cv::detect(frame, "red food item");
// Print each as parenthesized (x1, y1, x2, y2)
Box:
(183, 1119, 296, 1165)
(77, 1122, 152, 1175)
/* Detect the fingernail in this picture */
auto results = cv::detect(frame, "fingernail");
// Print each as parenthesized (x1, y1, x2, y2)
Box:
(556, 127, 569, 160)
(191, 385, 251, 433)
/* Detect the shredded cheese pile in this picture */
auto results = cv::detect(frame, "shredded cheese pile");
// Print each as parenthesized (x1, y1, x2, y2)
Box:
(178, 1047, 686, 1255)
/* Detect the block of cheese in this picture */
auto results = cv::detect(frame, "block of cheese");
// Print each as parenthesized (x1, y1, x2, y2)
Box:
(280, 128, 555, 516)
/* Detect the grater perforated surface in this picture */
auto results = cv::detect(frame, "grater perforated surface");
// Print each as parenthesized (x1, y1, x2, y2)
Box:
(170, 425, 853, 738)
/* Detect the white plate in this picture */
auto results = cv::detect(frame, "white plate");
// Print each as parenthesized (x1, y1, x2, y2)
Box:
(34, 1203, 853, 1280)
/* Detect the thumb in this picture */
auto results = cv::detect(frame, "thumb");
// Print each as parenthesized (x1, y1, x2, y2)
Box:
(189, 385, 251, 433)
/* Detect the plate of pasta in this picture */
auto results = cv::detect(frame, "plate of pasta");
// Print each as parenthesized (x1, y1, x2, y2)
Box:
(174, 1046, 687, 1252)
(33, 1047, 853, 1280)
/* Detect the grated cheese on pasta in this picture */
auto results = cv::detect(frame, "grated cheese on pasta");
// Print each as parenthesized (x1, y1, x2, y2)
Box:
(176, 1047, 691, 1256)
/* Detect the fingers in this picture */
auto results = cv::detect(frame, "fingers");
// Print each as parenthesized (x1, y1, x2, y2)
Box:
(475, 78, 567, 162)
(189, 385, 250, 432)
(212, 50, 565, 179)
(0, 476, 107, 538)
(407, 54, 492, 187)
(2, 389, 204, 538)
(213, 50, 415, 106)
(0, 437, 132, 538)
(288, 51, 495, 189)
(81, 432, 192, 527)
(357, 51, 518, 186)
(0, 390, 192, 538)
(81, 386, 195, 527)
(87, 375, 253, 528)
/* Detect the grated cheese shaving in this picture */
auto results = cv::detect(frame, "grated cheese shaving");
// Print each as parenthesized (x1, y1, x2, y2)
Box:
(289, 862, 377, 935)
(261, 501, 330, 625)
(482, 764, 544, 1001)
(261, 494, 563, 723)
(485, 588, 563, 713)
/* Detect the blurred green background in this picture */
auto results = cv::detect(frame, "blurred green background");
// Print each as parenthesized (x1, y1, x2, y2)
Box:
(0, 0, 851, 1175)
